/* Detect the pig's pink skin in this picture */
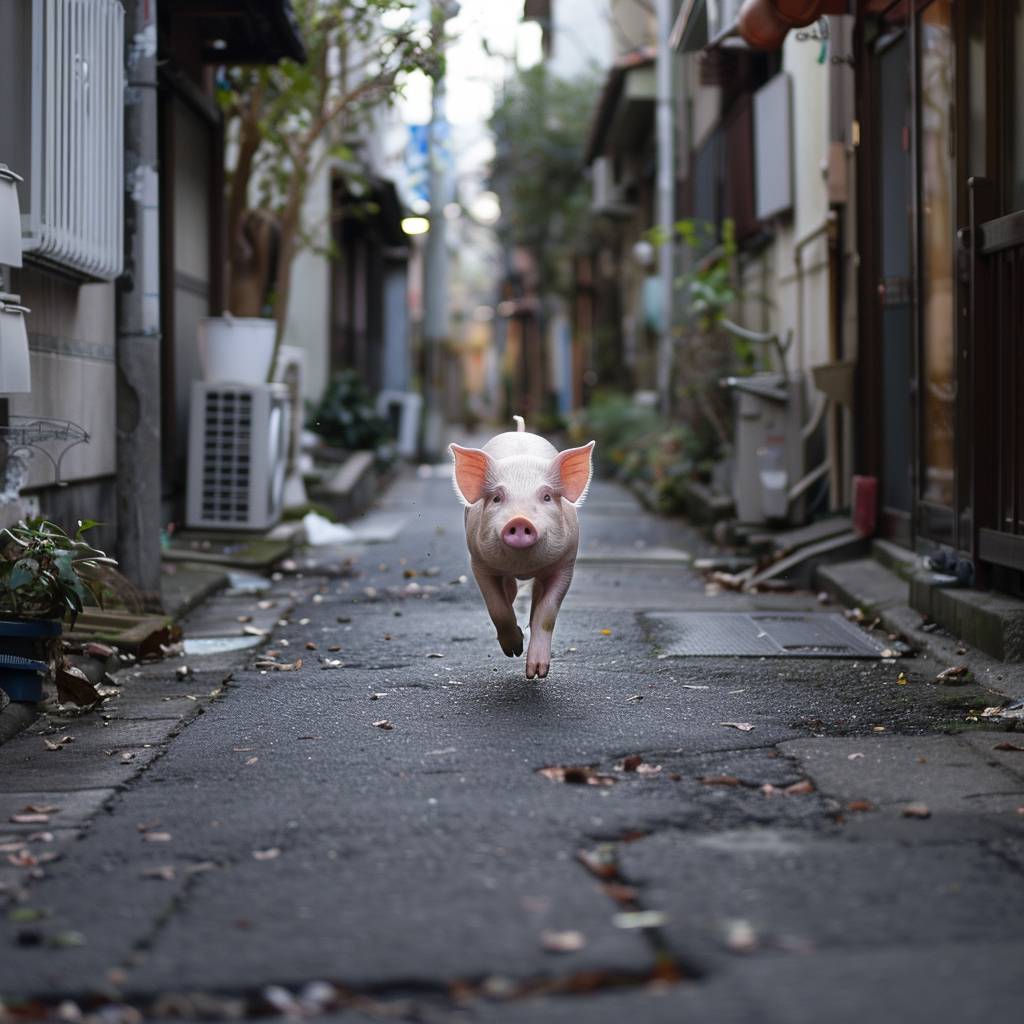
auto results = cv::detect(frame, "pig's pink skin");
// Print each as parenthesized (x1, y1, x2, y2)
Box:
(450, 428, 594, 679)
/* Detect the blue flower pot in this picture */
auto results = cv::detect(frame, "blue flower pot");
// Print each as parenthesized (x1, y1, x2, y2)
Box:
(0, 618, 61, 703)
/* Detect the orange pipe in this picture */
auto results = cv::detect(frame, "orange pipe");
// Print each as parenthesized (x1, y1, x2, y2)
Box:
(738, 0, 789, 51)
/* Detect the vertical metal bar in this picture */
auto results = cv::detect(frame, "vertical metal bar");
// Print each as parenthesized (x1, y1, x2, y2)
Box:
(655, 0, 675, 416)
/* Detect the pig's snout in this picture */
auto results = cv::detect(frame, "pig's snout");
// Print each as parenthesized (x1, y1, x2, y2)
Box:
(501, 516, 538, 549)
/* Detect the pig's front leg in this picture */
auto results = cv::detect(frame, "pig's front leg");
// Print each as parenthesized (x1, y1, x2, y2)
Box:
(526, 561, 575, 679)
(472, 564, 524, 657)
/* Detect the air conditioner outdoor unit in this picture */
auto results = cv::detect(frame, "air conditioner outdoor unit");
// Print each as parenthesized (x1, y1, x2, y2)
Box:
(186, 383, 290, 531)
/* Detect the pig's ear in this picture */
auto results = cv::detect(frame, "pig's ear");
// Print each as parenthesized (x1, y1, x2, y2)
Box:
(449, 444, 493, 506)
(551, 441, 595, 505)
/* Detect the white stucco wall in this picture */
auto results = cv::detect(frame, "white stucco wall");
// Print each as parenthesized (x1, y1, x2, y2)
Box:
(769, 38, 833, 383)
(9, 275, 117, 489)
(282, 147, 331, 404)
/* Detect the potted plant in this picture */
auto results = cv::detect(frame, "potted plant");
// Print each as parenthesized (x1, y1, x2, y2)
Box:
(0, 518, 116, 702)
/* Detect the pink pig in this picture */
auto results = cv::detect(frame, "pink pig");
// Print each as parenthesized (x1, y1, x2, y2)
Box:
(449, 416, 595, 679)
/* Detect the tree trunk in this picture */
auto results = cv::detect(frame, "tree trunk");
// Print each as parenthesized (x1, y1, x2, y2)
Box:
(226, 89, 265, 315)
(266, 164, 307, 381)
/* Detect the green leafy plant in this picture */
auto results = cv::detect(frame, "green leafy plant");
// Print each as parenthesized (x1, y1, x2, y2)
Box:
(489, 65, 599, 298)
(0, 519, 117, 624)
(307, 371, 392, 453)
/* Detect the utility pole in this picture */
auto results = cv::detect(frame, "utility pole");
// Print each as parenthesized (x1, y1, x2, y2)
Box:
(655, 0, 675, 417)
(421, 1, 458, 461)
(117, 0, 163, 607)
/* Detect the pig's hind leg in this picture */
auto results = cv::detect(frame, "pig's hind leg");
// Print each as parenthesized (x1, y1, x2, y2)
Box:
(472, 565, 524, 657)
(526, 563, 574, 679)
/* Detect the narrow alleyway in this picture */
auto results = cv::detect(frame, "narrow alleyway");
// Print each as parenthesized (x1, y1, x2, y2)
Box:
(2, 465, 1024, 1023)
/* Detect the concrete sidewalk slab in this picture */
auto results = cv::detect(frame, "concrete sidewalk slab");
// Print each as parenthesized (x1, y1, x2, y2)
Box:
(779, 734, 1024, 817)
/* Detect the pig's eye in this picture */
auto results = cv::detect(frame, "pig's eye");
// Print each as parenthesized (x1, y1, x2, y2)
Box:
(492, 495, 502, 504)
(543, 493, 552, 502)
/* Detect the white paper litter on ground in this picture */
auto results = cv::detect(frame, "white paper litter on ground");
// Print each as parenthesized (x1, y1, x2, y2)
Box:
(302, 511, 357, 546)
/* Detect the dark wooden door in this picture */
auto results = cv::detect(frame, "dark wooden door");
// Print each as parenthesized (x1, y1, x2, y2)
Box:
(968, 180, 1024, 578)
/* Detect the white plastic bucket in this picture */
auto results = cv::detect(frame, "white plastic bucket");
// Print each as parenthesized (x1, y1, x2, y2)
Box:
(198, 316, 276, 384)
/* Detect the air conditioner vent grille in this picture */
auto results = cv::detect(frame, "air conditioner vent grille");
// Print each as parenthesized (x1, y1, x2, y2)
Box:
(200, 391, 254, 524)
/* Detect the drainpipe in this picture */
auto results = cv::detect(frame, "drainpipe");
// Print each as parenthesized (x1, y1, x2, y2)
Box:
(655, 0, 675, 416)
(421, 1, 458, 460)
(116, 0, 163, 607)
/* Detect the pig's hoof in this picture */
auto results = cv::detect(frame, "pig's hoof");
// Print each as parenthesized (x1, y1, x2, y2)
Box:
(526, 660, 550, 679)
(498, 626, 524, 657)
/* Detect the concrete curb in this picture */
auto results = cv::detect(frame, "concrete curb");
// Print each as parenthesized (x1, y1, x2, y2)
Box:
(816, 557, 1024, 701)
(0, 701, 37, 747)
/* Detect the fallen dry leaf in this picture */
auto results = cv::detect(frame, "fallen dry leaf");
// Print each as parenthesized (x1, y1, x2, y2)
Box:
(242, 625, 268, 637)
(245, 756, 259, 766)
(719, 722, 754, 732)
(576, 846, 618, 880)
(56, 666, 100, 706)
(83, 642, 116, 659)
(848, 752, 865, 760)
(43, 735, 75, 751)
(620, 754, 643, 772)
(9, 813, 49, 825)
(935, 665, 970, 684)
(252, 848, 280, 861)
(625, 694, 643, 702)
(636, 763, 662, 776)
(613, 911, 666, 929)
(541, 929, 585, 953)
(680, 684, 710, 690)
(142, 866, 176, 881)
(175, 665, 192, 680)
(847, 800, 875, 812)
(896, 672, 908, 686)
(601, 882, 638, 904)
(304, 642, 318, 651)
(538, 765, 615, 786)
(700, 775, 741, 787)
(784, 779, 815, 795)
(902, 803, 931, 819)
(599, 628, 612, 636)
(425, 652, 444, 659)
(21, 804, 59, 815)
(142, 831, 173, 843)
(993, 741, 1024, 752)
(372, 720, 394, 730)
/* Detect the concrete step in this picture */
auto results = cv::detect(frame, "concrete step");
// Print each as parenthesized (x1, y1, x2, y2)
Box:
(815, 557, 908, 615)
(872, 537, 918, 580)
(910, 574, 1024, 662)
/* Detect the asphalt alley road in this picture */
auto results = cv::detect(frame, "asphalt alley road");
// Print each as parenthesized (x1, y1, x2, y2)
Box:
(1, 465, 1024, 1023)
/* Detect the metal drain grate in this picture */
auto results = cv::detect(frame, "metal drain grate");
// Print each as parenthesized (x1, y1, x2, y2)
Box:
(647, 612, 887, 659)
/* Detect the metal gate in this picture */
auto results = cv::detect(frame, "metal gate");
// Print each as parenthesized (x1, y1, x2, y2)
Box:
(967, 177, 1024, 576)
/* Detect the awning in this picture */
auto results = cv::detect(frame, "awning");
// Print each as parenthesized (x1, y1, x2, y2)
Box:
(334, 176, 409, 250)
(164, 0, 307, 64)
(584, 48, 657, 165)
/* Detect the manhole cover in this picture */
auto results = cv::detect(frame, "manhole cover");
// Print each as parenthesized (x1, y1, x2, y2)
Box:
(647, 612, 886, 659)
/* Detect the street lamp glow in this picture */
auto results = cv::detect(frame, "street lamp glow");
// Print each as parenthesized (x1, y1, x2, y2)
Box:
(401, 216, 430, 236)
(469, 191, 501, 225)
